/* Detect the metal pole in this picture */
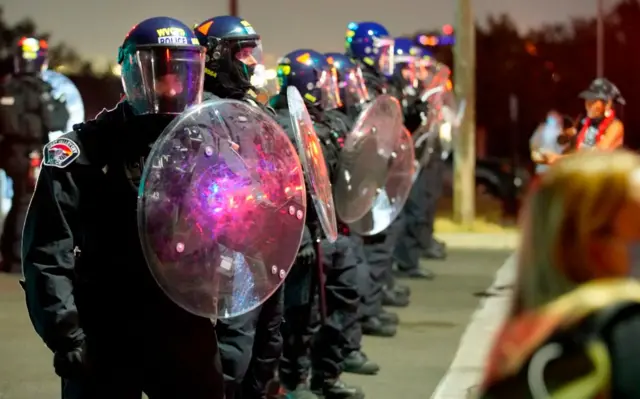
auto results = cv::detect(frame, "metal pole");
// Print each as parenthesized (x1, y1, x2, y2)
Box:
(453, 0, 476, 227)
(597, 0, 604, 77)
(229, 0, 238, 17)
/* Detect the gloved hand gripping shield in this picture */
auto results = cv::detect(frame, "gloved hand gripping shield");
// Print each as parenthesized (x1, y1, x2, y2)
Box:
(41, 70, 85, 141)
(286, 85, 338, 243)
(138, 99, 307, 320)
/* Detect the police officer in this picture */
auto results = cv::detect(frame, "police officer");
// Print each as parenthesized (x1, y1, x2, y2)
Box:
(345, 22, 410, 308)
(272, 49, 364, 399)
(21, 17, 226, 398)
(0, 36, 68, 273)
(193, 15, 285, 399)
(392, 39, 445, 280)
(325, 53, 396, 368)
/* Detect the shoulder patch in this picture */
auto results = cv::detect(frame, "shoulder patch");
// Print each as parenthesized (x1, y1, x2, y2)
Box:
(43, 137, 80, 168)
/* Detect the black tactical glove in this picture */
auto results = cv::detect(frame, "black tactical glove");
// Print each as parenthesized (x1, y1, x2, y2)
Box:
(296, 243, 316, 267)
(53, 340, 90, 379)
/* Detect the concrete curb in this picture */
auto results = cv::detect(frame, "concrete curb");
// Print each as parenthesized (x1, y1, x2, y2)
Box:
(438, 233, 519, 250)
(430, 254, 516, 399)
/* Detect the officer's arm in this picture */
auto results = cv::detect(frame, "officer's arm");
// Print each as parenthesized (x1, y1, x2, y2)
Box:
(22, 165, 83, 352)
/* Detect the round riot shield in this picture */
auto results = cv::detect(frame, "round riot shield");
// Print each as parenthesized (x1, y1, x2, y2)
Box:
(348, 127, 416, 236)
(333, 95, 404, 223)
(286, 86, 338, 243)
(138, 99, 307, 320)
(41, 70, 85, 141)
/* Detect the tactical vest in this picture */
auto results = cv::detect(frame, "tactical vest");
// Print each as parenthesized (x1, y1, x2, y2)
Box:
(479, 278, 640, 399)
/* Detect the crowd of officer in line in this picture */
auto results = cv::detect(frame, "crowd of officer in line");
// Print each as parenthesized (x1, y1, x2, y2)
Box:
(1, 13, 454, 399)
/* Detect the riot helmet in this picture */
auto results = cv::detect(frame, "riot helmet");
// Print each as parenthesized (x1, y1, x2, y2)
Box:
(118, 17, 206, 115)
(14, 37, 48, 74)
(277, 49, 341, 111)
(345, 22, 395, 78)
(391, 37, 419, 95)
(194, 16, 264, 99)
(325, 52, 369, 110)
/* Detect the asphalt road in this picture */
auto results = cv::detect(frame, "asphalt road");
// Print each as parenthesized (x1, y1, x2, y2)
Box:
(0, 249, 509, 399)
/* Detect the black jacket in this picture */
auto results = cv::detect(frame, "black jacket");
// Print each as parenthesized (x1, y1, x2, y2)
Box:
(21, 102, 212, 351)
(0, 74, 68, 145)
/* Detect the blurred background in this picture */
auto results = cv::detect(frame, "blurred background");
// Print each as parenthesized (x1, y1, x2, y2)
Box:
(0, 0, 634, 222)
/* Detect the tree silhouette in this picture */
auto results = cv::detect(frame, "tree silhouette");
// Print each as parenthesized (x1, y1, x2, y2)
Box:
(0, 6, 88, 73)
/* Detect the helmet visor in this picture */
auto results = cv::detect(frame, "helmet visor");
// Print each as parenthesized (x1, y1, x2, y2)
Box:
(341, 66, 369, 106)
(318, 66, 341, 110)
(122, 46, 205, 115)
(374, 37, 394, 76)
(396, 61, 418, 94)
(234, 39, 263, 67)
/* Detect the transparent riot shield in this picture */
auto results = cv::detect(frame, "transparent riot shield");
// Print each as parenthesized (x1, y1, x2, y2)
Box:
(41, 70, 85, 141)
(348, 127, 415, 235)
(138, 99, 307, 320)
(286, 86, 338, 243)
(333, 95, 404, 224)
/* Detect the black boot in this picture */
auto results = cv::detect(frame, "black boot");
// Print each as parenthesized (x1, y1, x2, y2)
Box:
(422, 238, 447, 260)
(394, 284, 411, 296)
(382, 288, 410, 307)
(279, 383, 319, 399)
(310, 377, 365, 399)
(342, 350, 380, 375)
(393, 267, 435, 280)
(361, 316, 397, 337)
(278, 376, 319, 399)
(377, 310, 399, 325)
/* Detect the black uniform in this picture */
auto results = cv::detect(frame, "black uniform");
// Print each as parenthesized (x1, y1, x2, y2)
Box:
(206, 92, 285, 399)
(0, 73, 68, 273)
(273, 98, 360, 393)
(357, 66, 408, 305)
(21, 102, 224, 399)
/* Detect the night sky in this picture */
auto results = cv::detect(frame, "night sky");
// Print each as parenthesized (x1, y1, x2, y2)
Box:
(4, 0, 598, 64)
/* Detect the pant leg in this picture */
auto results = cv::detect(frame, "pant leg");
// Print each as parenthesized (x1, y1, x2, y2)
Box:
(142, 315, 225, 399)
(311, 235, 359, 380)
(280, 264, 314, 388)
(61, 378, 142, 399)
(394, 167, 429, 271)
(1, 147, 32, 273)
(422, 158, 444, 244)
(216, 310, 259, 399)
(343, 235, 367, 354)
(242, 286, 284, 398)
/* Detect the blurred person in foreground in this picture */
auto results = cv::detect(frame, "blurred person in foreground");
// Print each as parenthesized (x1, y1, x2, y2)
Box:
(479, 150, 640, 398)
(21, 17, 226, 398)
(536, 78, 624, 167)
(0, 37, 68, 273)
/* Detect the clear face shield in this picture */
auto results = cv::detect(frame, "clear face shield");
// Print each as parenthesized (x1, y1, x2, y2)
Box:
(417, 57, 434, 87)
(121, 46, 206, 115)
(374, 37, 395, 76)
(340, 65, 370, 107)
(235, 39, 264, 85)
(317, 66, 342, 110)
(395, 59, 419, 95)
